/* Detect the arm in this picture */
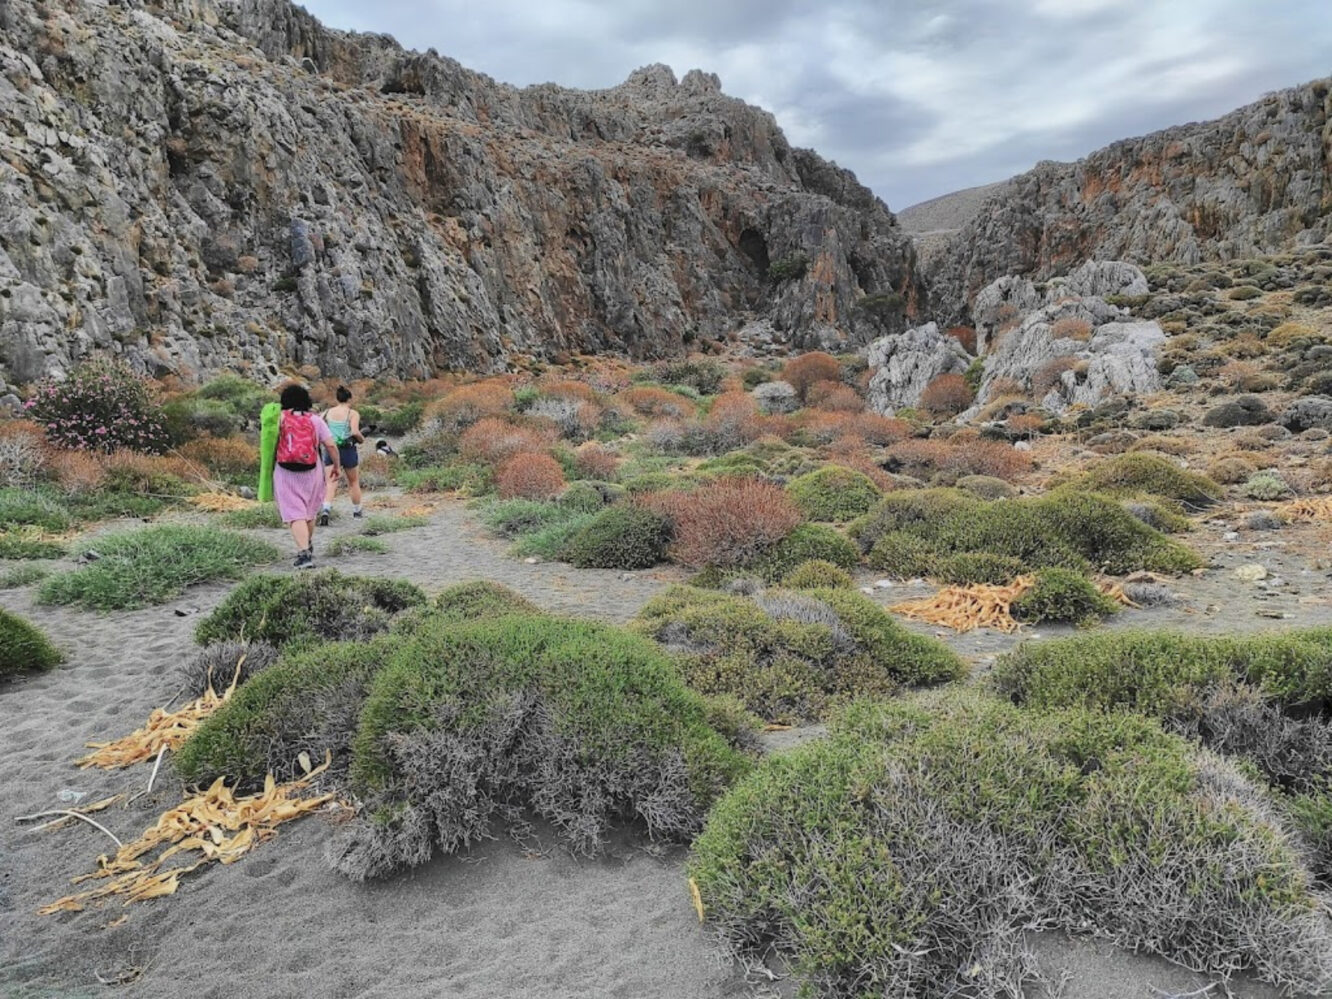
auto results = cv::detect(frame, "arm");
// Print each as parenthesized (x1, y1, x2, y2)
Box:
(350, 409, 364, 444)
(315, 416, 342, 476)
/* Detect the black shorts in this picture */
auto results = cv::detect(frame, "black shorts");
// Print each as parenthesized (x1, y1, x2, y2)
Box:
(338, 444, 359, 469)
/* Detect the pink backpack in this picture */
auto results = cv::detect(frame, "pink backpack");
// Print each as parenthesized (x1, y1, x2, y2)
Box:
(276, 411, 319, 471)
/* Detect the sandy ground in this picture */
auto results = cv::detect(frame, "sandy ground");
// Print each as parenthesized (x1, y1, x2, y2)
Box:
(1, 495, 1327, 998)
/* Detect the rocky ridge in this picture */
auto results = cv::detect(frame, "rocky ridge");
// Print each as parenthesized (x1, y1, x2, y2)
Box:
(925, 75, 1332, 321)
(0, 0, 921, 386)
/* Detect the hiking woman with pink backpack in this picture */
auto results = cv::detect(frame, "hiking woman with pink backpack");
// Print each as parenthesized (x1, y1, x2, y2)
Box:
(263, 384, 341, 569)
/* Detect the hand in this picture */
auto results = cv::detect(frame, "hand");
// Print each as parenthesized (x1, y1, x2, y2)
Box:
(330, 467, 341, 480)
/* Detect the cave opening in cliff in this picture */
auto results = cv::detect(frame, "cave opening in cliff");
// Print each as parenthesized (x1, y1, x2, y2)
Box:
(738, 228, 770, 274)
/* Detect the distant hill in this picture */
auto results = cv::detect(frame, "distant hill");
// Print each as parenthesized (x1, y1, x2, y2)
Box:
(923, 76, 1332, 320)
(897, 181, 1013, 236)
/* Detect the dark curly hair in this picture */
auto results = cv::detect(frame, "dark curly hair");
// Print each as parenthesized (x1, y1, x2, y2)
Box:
(279, 383, 313, 411)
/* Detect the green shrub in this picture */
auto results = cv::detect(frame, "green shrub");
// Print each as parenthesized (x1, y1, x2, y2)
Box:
(747, 523, 859, 582)
(557, 480, 620, 513)
(325, 536, 389, 557)
(37, 526, 278, 611)
(0, 564, 50, 589)
(1012, 567, 1119, 625)
(1075, 453, 1221, 508)
(932, 551, 1024, 585)
(634, 585, 963, 723)
(768, 253, 808, 282)
(0, 489, 71, 533)
(558, 505, 671, 569)
(330, 613, 750, 878)
(785, 465, 882, 522)
(359, 514, 429, 536)
(377, 400, 424, 436)
(195, 571, 426, 649)
(1228, 284, 1263, 300)
(1242, 470, 1292, 500)
(781, 559, 853, 589)
(433, 581, 542, 622)
(27, 359, 168, 453)
(480, 498, 572, 539)
(0, 533, 66, 560)
(1121, 497, 1192, 533)
(865, 531, 937, 577)
(690, 690, 1330, 998)
(852, 488, 1202, 576)
(395, 462, 492, 495)
(508, 513, 597, 560)
(955, 474, 1016, 500)
(220, 504, 283, 530)
(0, 607, 62, 679)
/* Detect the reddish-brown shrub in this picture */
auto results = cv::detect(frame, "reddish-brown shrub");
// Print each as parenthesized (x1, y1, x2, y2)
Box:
(422, 380, 514, 433)
(988, 377, 1026, 399)
(1006, 414, 1044, 438)
(886, 438, 1032, 482)
(102, 451, 200, 488)
(48, 450, 106, 494)
(846, 412, 911, 446)
(0, 419, 50, 485)
(179, 436, 258, 478)
(1051, 317, 1094, 341)
(459, 418, 557, 465)
(946, 326, 977, 354)
(781, 351, 842, 402)
(536, 378, 600, 403)
(617, 386, 693, 418)
(357, 452, 393, 488)
(496, 452, 566, 500)
(793, 411, 856, 446)
(704, 392, 764, 450)
(638, 477, 802, 568)
(573, 442, 621, 480)
(821, 437, 896, 491)
(919, 373, 974, 417)
(808, 381, 864, 413)
(1031, 356, 1079, 397)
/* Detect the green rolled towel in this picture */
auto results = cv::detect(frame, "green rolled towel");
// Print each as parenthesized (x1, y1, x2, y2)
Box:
(258, 401, 281, 503)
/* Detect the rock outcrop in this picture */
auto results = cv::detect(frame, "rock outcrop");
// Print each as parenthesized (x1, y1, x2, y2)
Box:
(926, 76, 1332, 320)
(0, 0, 921, 384)
(865, 322, 971, 415)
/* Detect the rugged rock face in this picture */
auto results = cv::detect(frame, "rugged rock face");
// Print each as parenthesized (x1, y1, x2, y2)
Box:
(927, 76, 1332, 320)
(0, 0, 921, 385)
(865, 322, 970, 415)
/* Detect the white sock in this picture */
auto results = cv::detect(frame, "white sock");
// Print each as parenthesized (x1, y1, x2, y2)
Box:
(353, 504, 362, 513)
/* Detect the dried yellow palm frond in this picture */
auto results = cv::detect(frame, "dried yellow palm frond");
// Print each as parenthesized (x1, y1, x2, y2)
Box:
(40, 753, 337, 916)
(189, 492, 257, 512)
(1281, 497, 1332, 523)
(889, 577, 1035, 633)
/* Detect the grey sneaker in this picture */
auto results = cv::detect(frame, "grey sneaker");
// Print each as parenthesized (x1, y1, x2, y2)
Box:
(294, 549, 314, 570)
(317, 509, 331, 527)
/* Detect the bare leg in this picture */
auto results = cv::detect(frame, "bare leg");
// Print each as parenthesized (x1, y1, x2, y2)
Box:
(290, 519, 311, 552)
(323, 463, 338, 508)
(347, 467, 363, 507)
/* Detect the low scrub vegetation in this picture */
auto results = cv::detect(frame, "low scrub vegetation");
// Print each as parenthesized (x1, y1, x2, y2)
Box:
(634, 585, 963, 723)
(690, 690, 1332, 998)
(0, 607, 62, 679)
(784, 465, 881, 522)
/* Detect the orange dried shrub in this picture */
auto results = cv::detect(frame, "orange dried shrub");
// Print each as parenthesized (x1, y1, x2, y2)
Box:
(946, 326, 977, 354)
(179, 437, 258, 478)
(422, 380, 514, 432)
(1031, 356, 1079, 397)
(459, 418, 557, 466)
(102, 452, 200, 489)
(794, 411, 856, 446)
(704, 391, 764, 449)
(886, 438, 1032, 482)
(845, 412, 911, 446)
(919, 373, 974, 417)
(573, 442, 621, 481)
(1051, 317, 1094, 341)
(808, 380, 864, 413)
(48, 449, 106, 494)
(617, 386, 693, 419)
(822, 436, 896, 491)
(496, 452, 566, 500)
(639, 477, 802, 568)
(1006, 414, 1044, 439)
(536, 378, 600, 403)
(781, 351, 842, 402)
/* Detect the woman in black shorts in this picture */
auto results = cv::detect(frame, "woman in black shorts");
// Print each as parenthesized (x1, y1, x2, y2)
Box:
(319, 386, 364, 525)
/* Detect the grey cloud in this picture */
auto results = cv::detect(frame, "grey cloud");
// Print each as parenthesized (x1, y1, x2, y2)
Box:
(297, 0, 1331, 208)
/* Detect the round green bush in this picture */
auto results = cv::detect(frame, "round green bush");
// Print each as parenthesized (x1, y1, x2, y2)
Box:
(557, 480, 621, 513)
(433, 580, 541, 621)
(1076, 453, 1221, 508)
(1011, 567, 1119, 625)
(782, 559, 853, 590)
(749, 523, 859, 582)
(865, 531, 937, 577)
(932, 551, 1025, 585)
(634, 585, 963, 723)
(195, 571, 426, 650)
(690, 690, 1330, 998)
(558, 505, 671, 569)
(0, 607, 62, 679)
(785, 465, 882, 522)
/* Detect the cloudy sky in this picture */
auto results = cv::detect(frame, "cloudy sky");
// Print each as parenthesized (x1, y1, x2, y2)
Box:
(297, 0, 1331, 211)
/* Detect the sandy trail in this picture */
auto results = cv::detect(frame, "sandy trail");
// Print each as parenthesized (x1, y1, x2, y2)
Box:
(1, 496, 1324, 998)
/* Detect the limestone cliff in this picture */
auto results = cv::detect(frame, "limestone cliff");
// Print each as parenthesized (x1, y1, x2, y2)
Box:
(0, 0, 921, 385)
(926, 76, 1332, 321)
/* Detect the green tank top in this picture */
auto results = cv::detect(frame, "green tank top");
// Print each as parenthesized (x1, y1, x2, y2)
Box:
(326, 411, 354, 447)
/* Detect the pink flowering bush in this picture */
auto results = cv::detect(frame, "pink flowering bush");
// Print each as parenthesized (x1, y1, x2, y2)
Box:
(26, 360, 168, 454)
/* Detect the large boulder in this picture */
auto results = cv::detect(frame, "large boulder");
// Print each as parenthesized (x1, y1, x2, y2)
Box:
(865, 323, 971, 415)
(1280, 395, 1332, 432)
(971, 276, 1043, 354)
(1059, 260, 1149, 299)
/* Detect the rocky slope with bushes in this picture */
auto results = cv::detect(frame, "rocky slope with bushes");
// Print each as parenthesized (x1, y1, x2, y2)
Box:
(925, 75, 1332, 320)
(0, 0, 920, 388)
